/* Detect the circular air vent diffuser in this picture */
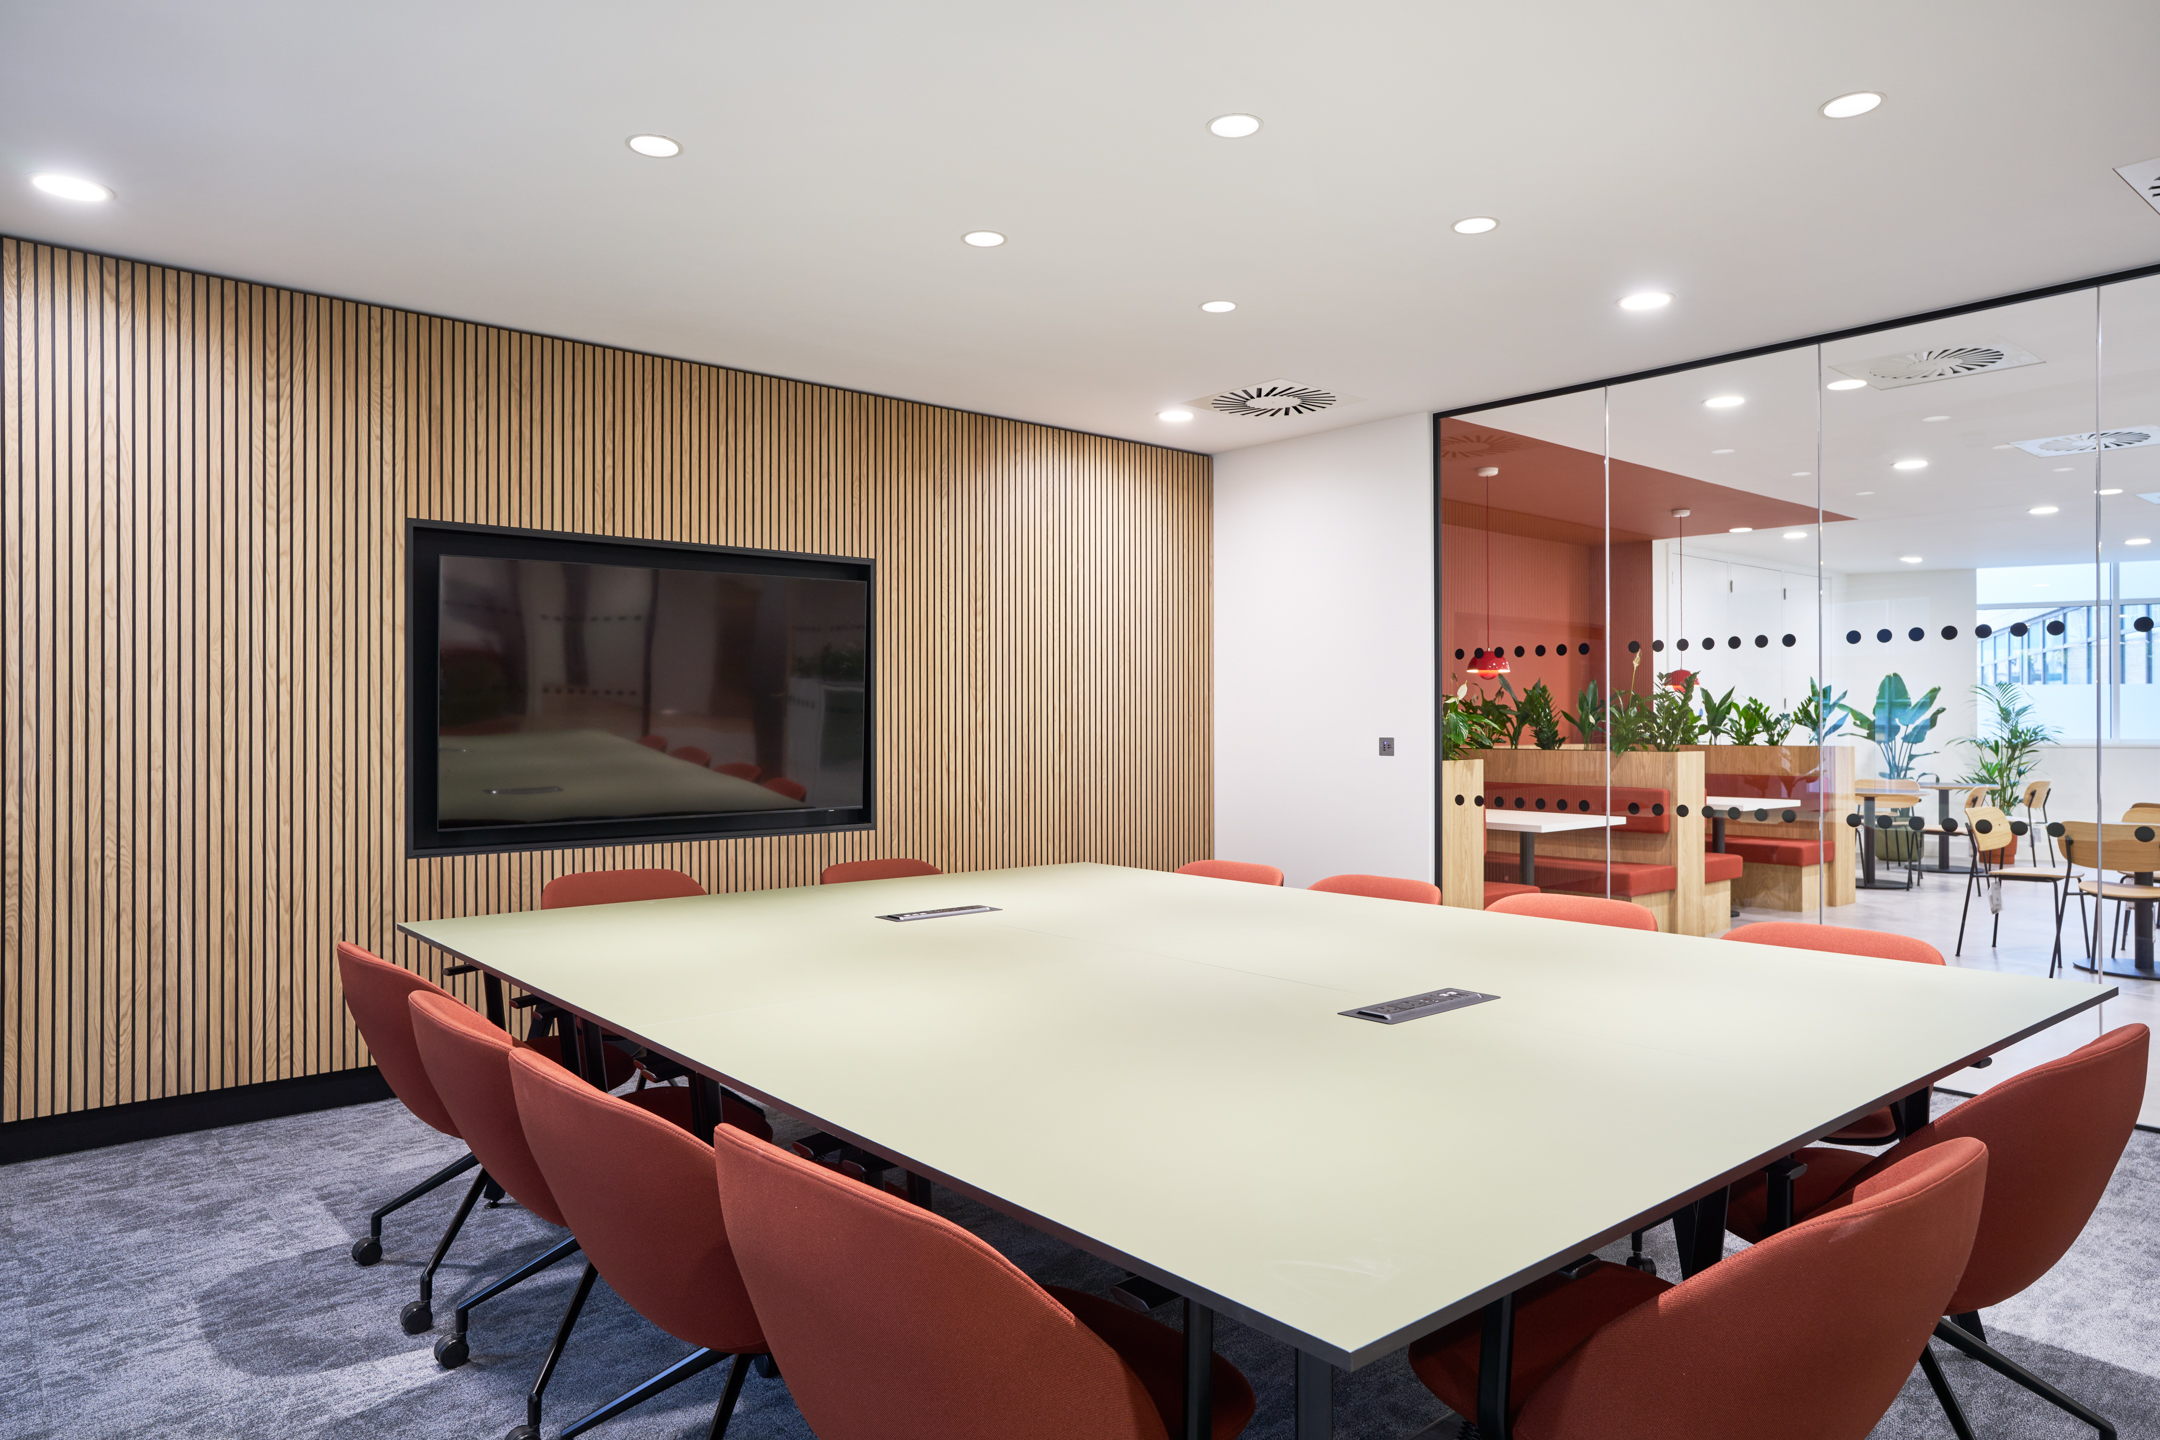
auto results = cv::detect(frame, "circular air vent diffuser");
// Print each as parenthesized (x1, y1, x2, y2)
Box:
(1863, 347, 2009, 382)
(1208, 384, 1337, 418)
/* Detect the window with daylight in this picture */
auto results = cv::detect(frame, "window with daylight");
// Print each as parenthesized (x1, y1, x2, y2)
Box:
(1977, 563, 2160, 741)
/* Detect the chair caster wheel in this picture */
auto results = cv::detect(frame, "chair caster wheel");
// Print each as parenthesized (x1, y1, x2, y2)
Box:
(433, 1334, 469, 1369)
(351, 1236, 382, 1266)
(1625, 1255, 1658, 1276)
(400, 1300, 434, 1334)
(504, 1426, 539, 1440)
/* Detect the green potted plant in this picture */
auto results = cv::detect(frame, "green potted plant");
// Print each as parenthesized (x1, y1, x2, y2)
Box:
(1792, 680, 1848, 743)
(1842, 674, 1946, 780)
(1959, 681, 2058, 811)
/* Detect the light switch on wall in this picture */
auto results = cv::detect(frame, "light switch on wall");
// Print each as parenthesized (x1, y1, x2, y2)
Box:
(1378, 737, 1395, 756)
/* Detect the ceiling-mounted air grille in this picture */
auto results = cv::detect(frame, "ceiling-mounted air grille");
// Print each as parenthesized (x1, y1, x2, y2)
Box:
(2009, 427, 2160, 457)
(2117, 157, 2160, 216)
(1437, 428, 1532, 460)
(1189, 380, 1360, 418)
(1827, 342, 2043, 389)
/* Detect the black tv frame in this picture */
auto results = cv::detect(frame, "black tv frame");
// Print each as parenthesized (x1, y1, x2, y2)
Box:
(406, 519, 875, 857)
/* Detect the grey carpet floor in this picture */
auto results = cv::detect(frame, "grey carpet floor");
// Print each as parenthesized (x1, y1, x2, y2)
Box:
(2, 1091, 2156, 1440)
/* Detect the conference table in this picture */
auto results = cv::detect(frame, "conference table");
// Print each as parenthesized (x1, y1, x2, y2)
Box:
(401, 863, 2109, 1440)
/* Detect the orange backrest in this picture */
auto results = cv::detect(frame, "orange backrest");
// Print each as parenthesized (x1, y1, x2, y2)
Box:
(821, 858, 943, 885)
(409, 993, 566, 1226)
(1310, 873, 1442, 905)
(1521, 1138, 1988, 1440)
(1175, 860, 1285, 886)
(506, 1048, 764, 1353)
(713, 761, 761, 781)
(669, 745, 713, 766)
(762, 776, 808, 801)
(711, 1125, 1167, 1440)
(1723, 921, 1944, 966)
(1485, 893, 1657, 931)
(1484, 785, 1673, 834)
(540, 867, 706, 909)
(1834, 1024, 2147, 1314)
(334, 941, 462, 1139)
(636, 734, 668, 750)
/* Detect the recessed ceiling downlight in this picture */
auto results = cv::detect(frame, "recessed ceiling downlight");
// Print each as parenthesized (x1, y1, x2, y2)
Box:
(625, 135, 681, 157)
(1784, 531, 1808, 539)
(1208, 114, 1262, 138)
(1826, 378, 1867, 391)
(1821, 92, 1883, 119)
(31, 173, 112, 202)
(1893, 459, 1929, 471)
(1619, 292, 1672, 311)
(1900, 555, 1924, 564)
(2130, 538, 2153, 546)
(1453, 216, 1498, 234)
(962, 231, 1006, 247)
(1729, 527, 1754, 534)
(1199, 300, 1237, 313)
(1704, 395, 1745, 409)
(2030, 506, 2060, 515)
(1158, 409, 1195, 423)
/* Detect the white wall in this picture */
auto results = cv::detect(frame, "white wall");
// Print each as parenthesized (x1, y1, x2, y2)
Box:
(1213, 414, 1433, 888)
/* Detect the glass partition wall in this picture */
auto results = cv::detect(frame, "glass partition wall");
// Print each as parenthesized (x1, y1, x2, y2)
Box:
(1443, 274, 2156, 1112)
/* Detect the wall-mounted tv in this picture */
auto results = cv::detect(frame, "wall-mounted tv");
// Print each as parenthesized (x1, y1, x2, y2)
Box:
(407, 521, 873, 856)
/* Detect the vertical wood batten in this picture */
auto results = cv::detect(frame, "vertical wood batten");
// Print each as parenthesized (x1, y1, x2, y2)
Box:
(1, 235, 1211, 1123)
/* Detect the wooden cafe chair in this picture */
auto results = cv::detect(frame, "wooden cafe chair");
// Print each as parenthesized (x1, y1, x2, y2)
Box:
(2056, 821, 2160, 979)
(1954, 806, 2068, 960)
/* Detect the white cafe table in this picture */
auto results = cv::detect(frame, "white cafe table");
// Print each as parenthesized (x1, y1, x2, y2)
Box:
(400, 863, 2109, 1440)
(1481, 811, 1625, 887)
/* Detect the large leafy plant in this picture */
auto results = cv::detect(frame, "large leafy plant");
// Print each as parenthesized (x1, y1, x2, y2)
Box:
(1697, 685, 1740, 744)
(1842, 673, 1945, 779)
(1791, 680, 1848, 743)
(1441, 687, 1503, 760)
(1512, 678, 1564, 750)
(1728, 696, 1795, 745)
(1560, 681, 1606, 747)
(1958, 681, 2058, 809)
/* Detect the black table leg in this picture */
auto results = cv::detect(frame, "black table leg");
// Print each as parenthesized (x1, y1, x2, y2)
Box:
(1674, 1185, 1730, 1278)
(1862, 798, 1878, 888)
(578, 1018, 608, 1089)
(1294, 1349, 1333, 1440)
(1711, 815, 1726, 853)
(1936, 789, 1953, 871)
(1518, 832, 1537, 888)
(1476, 1293, 1514, 1440)
(2138, 871, 2154, 972)
(483, 975, 505, 1029)
(1182, 1300, 1213, 1440)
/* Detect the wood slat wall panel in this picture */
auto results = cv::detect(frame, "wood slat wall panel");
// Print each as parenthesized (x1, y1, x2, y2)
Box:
(1, 237, 1212, 1122)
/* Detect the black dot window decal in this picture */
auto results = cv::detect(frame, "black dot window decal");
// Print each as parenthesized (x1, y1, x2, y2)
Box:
(1728, 635, 1742, 649)
(1535, 645, 1546, 656)
(1846, 630, 1862, 644)
(1651, 804, 1664, 816)
(1628, 640, 1641, 653)
(1652, 640, 1665, 653)
(1676, 805, 1691, 817)
(1474, 796, 1485, 807)
(1454, 794, 1464, 806)
(1782, 634, 1796, 647)
(2139, 617, 2157, 634)
(1976, 624, 1993, 638)
(2010, 622, 2029, 638)
(1677, 638, 1691, 651)
(1754, 635, 1769, 648)
(1535, 798, 1548, 810)
(1627, 802, 1640, 814)
(1454, 648, 1465, 659)
(1876, 628, 1893, 643)
(2047, 620, 2066, 637)
(1908, 627, 1925, 642)
(1942, 626, 1959, 640)
(1702, 637, 1716, 650)
(1513, 645, 1525, 657)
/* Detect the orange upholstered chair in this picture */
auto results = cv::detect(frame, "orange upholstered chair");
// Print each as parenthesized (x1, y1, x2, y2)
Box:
(1175, 860, 1285, 886)
(1485, 893, 1658, 931)
(1725, 921, 1944, 1143)
(1408, 1138, 1988, 1439)
(1310, 873, 1442, 905)
(1728, 1025, 2146, 1438)
(508, 1047, 770, 1440)
(762, 775, 809, 801)
(334, 941, 487, 1287)
(713, 761, 761, 781)
(541, 867, 706, 909)
(822, 857, 943, 884)
(711, 1124, 1256, 1440)
(669, 744, 713, 766)
(636, 733, 668, 751)
(409, 993, 703, 1392)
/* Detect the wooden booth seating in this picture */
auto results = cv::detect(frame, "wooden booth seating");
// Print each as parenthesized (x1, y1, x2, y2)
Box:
(1719, 836, 1826, 913)
(1483, 783, 1685, 931)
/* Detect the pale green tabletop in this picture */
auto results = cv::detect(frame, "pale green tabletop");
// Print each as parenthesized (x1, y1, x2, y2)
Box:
(400, 862, 2109, 1369)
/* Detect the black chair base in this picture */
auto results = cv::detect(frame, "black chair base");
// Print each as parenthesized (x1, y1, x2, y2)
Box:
(433, 1234, 582, 1369)
(401, 1167, 492, 1333)
(1927, 1315, 2117, 1440)
(555, 1346, 757, 1440)
(352, 1150, 478, 1266)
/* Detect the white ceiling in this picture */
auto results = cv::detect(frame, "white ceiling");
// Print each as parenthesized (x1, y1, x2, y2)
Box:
(3, 0, 2159, 453)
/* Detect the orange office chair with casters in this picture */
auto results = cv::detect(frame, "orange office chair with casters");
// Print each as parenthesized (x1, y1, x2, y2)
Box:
(712, 761, 760, 781)
(333, 943, 492, 1309)
(1310, 873, 1441, 905)
(1725, 921, 1945, 1144)
(821, 857, 942, 884)
(507, 1047, 770, 1440)
(526, 868, 708, 1089)
(1409, 1138, 1988, 1440)
(1485, 893, 1657, 931)
(712, 1124, 1256, 1439)
(409, 993, 705, 1392)
(1726, 1024, 2147, 1440)
(1174, 860, 1285, 886)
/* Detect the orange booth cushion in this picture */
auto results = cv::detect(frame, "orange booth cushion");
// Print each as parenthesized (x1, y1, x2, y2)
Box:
(1485, 854, 1677, 897)
(1483, 785, 1673, 834)
(1703, 851, 1745, 883)
(1723, 837, 1825, 867)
